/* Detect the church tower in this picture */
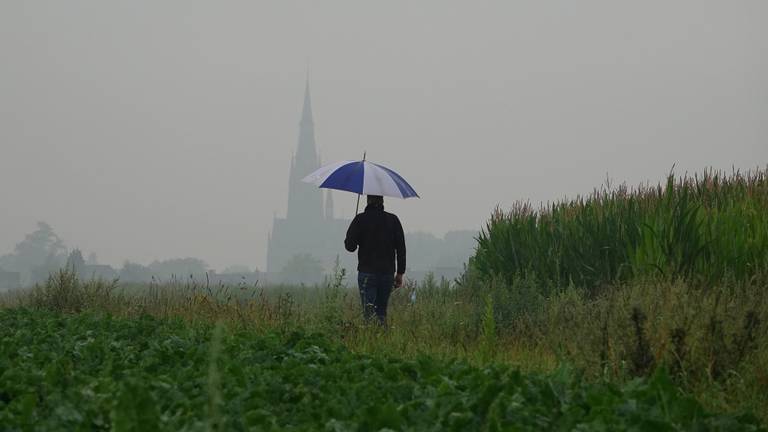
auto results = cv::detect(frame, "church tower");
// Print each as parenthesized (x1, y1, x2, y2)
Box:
(267, 78, 355, 277)
(285, 78, 323, 221)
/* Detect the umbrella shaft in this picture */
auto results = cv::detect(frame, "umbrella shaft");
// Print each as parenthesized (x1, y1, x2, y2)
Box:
(355, 151, 366, 215)
(355, 193, 361, 215)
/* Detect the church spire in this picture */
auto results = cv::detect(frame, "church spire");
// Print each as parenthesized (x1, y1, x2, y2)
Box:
(285, 76, 323, 221)
(300, 73, 313, 126)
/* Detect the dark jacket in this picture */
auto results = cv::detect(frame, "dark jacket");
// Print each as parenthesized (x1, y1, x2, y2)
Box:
(344, 204, 406, 275)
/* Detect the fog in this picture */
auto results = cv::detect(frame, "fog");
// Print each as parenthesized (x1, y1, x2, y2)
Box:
(1, 1, 766, 271)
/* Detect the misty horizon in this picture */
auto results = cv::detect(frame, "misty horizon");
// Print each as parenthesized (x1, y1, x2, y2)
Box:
(2, 1, 766, 271)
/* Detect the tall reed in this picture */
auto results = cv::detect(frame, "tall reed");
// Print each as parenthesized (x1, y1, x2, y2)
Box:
(472, 168, 768, 289)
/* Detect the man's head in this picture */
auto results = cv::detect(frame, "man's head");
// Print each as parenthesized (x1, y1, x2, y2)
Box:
(367, 195, 384, 206)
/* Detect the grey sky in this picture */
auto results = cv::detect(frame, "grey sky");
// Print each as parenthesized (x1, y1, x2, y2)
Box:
(1, 1, 766, 270)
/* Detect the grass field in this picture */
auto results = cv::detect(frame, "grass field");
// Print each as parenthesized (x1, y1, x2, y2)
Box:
(1, 266, 766, 430)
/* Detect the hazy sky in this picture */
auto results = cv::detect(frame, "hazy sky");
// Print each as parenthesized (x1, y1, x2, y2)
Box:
(1, 1, 766, 270)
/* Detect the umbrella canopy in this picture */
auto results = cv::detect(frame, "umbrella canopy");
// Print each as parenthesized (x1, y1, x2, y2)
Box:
(302, 160, 419, 199)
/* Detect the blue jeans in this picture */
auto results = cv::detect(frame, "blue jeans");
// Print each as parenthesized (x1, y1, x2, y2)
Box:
(357, 272, 394, 325)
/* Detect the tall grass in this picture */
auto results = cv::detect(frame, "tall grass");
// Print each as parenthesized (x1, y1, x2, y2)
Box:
(473, 168, 768, 289)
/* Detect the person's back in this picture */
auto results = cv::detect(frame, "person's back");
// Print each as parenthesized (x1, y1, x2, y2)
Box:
(345, 195, 406, 325)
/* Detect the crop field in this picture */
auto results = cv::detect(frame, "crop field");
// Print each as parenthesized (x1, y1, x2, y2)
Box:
(1, 309, 764, 431)
(1, 168, 767, 430)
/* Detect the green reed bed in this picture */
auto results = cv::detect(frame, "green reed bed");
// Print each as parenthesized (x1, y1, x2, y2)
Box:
(473, 168, 768, 289)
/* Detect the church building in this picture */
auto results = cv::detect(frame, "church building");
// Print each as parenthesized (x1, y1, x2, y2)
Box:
(266, 80, 354, 280)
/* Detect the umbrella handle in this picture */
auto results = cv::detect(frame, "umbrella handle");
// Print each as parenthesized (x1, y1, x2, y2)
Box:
(355, 151, 366, 215)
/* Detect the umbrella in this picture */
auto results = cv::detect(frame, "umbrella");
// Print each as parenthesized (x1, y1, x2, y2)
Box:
(302, 154, 419, 213)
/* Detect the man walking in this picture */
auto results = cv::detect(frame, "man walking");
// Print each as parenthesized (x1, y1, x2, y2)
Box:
(344, 195, 406, 325)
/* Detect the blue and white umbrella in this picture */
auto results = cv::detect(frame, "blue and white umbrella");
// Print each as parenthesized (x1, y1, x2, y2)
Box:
(302, 159, 419, 201)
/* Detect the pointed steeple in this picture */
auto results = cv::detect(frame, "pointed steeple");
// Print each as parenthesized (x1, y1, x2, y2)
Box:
(286, 76, 323, 221)
(300, 73, 313, 126)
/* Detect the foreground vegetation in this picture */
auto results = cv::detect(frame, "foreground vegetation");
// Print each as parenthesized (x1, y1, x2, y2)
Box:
(1, 308, 763, 431)
(1, 267, 766, 428)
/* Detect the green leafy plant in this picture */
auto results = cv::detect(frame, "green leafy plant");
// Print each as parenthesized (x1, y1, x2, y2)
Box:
(0, 309, 763, 431)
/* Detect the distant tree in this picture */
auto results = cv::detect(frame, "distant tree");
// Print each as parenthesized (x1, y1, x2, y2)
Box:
(280, 253, 324, 285)
(2, 222, 67, 285)
(16, 222, 64, 261)
(86, 252, 98, 266)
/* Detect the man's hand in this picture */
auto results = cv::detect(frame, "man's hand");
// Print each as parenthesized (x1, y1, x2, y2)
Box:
(394, 273, 404, 289)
